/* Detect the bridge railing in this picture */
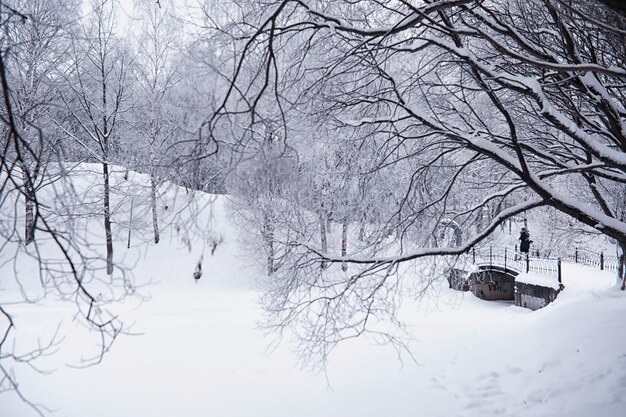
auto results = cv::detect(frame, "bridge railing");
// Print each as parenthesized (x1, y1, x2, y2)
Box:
(525, 256, 561, 280)
(468, 246, 562, 282)
(604, 254, 622, 272)
(561, 248, 621, 273)
(461, 244, 623, 287)
(469, 246, 523, 273)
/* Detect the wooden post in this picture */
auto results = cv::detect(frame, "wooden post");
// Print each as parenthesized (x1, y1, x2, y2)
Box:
(575, 247, 578, 263)
(472, 247, 475, 264)
(526, 253, 530, 273)
(489, 246, 492, 268)
(558, 258, 562, 284)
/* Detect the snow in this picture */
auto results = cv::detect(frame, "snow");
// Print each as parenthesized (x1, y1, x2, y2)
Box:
(1, 167, 626, 417)
(516, 270, 561, 289)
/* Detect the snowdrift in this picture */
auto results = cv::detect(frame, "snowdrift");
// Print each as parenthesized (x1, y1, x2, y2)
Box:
(0, 165, 625, 417)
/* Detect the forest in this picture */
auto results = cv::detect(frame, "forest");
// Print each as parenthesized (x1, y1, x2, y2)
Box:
(0, 0, 625, 415)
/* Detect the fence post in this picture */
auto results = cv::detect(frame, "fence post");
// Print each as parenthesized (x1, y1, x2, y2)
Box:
(617, 253, 626, 291)
(601, 251, 604, 271)
(557, 258, 562, 285)
(504, 247, 507, 272)
(472, 247, 475, 264)
(489, 246, 492, 268)
(526, 253, 530, 273)
(575, 247, 578, 263)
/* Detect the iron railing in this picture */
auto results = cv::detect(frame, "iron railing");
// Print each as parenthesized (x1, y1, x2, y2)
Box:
(562, 247, 621, 272)
(468, 246, 562, 282)
(466, 245, 623, 283)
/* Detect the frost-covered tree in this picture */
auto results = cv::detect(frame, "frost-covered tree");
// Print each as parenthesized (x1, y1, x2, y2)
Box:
(212, 0, 626, 363)
(0, 0, 78, 245)
(228, 123, 301, 275)
(0, 1, 134, 412)
(130, 0, 184, 244)
(58, 0, 133, 275)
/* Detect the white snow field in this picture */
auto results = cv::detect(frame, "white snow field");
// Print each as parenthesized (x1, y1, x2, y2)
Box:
(1, 166, 625, 417)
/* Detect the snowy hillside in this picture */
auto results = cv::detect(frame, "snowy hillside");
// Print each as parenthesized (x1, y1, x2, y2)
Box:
(1, 166, 625, 417)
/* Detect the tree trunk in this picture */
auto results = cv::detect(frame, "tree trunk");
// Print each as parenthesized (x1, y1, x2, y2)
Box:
(151, 174, 160, 244)
(22, 166, 35, 245)
(341, 220, 348, 272)
(359, 217, 365, 242)
(103, 162, 114, 275)
(263, 211, 274, 275)
(617, 242, 626, 291)
(319, 210, 328, 270)
(618, 189, 626, 290)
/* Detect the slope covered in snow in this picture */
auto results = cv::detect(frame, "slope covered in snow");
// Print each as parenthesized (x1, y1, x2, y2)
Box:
(1, 166, 625, 417)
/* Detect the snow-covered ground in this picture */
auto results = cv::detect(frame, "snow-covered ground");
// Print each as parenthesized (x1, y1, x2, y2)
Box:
(1, 167, 625, 417)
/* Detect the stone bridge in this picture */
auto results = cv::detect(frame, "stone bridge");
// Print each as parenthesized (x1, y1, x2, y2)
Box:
(448, 246, 621, 310)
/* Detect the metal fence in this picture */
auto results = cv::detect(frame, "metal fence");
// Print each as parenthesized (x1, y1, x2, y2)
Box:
(469, 246, 562, 281)
(467, 245, 623, 282)
(561, 247, 621, 273)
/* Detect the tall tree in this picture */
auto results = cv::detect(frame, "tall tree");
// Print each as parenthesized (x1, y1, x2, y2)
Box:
(0, 0, 77, 245)
(59, 0, 132, 274)
(1, 1, 129, 412)
(131, 0, 183, 244)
